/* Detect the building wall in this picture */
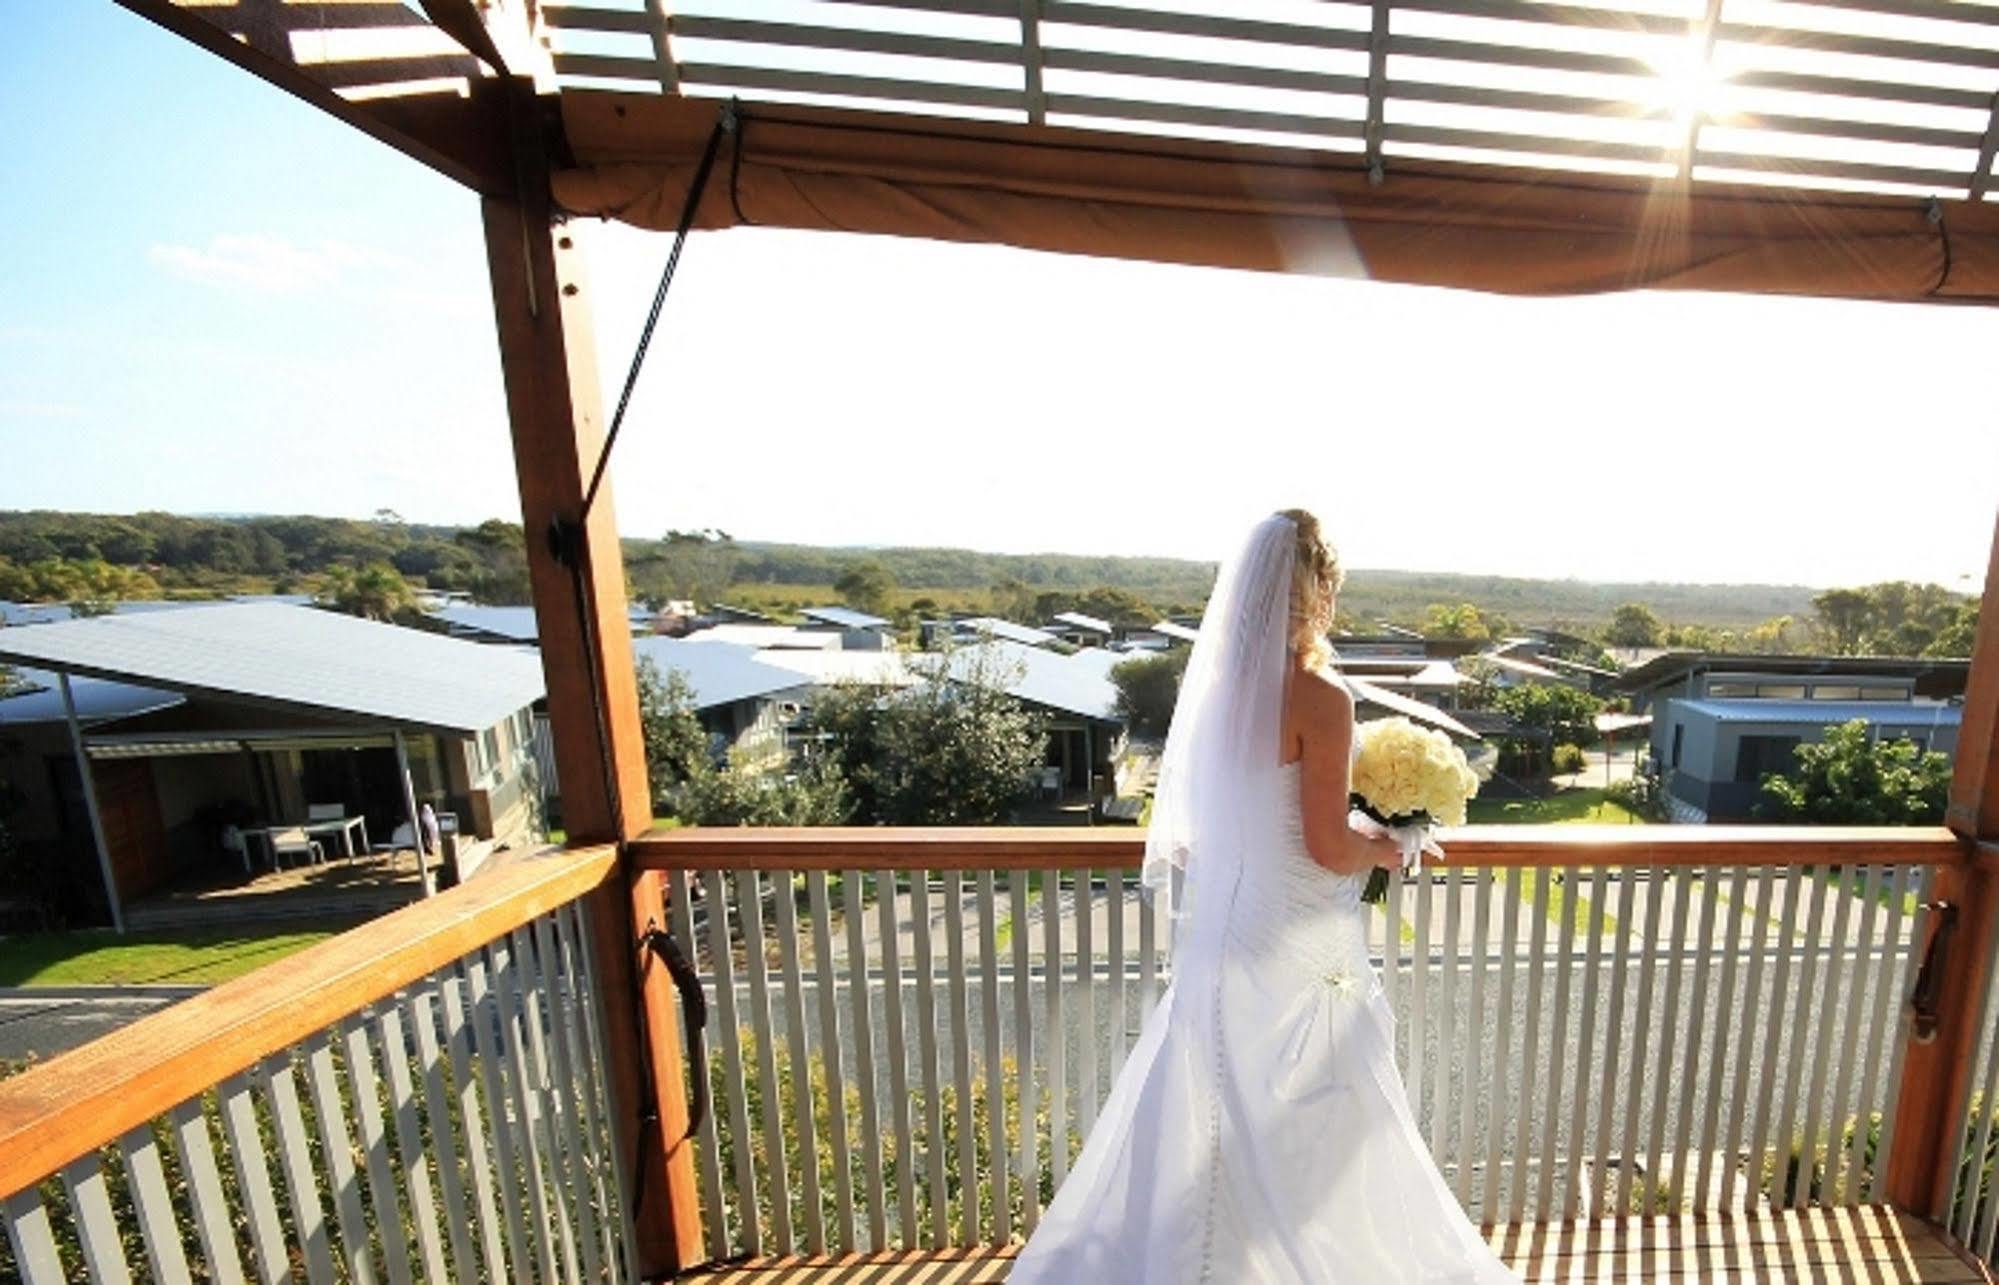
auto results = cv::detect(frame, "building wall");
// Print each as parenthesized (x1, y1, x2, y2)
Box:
(462, 706, 544, 849)
(1659, 699, 1962, 821)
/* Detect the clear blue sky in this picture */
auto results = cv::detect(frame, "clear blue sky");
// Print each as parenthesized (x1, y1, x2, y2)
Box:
(5, 5, 1998, 591)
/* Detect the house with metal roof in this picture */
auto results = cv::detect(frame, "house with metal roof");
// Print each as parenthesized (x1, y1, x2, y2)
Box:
(948, 617, 1063, 650)
(630, 637, 812, 770)
(797, 605, 895, 651)
(947, 640, 1129, 803)
(1048, 611, 1115, 648)
(691, 623, 841, 652)
(1614, 654, 1972, 823)
(0, 604, 548, 929)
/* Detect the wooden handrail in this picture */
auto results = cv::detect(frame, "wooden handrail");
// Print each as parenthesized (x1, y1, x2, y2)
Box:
(0, 846, 619, 1200)
(630, 824, 1966, 871)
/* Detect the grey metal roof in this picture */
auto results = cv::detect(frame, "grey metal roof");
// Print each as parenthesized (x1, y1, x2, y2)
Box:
(1345, 677, 1479, 741)
(432, 604, 542, 642)
(0, 668, 185, 727)
(0, 602, 67, 627)
(754, 648, 920, 688)
(0, 603, 545, 735)
(1616, 652, 1972, 695)
(952, 640, 1119, 724)
(630, 637, 809, 711)
(1152, 620, 1200, 644)
(1051, 611, 1114, 635)
(2, 600, 206, 625)
(958, 617, 1060, 649)
(695, 623, 840, 651)
(799, 606, 891, 630)
(1674, 698, 1963, 729)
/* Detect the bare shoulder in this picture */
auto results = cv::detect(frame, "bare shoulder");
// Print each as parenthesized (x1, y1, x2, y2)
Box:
(1291, 668, 1353, 718)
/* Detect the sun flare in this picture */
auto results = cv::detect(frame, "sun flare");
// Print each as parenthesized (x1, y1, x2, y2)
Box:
(1649, 39, 1727, 127)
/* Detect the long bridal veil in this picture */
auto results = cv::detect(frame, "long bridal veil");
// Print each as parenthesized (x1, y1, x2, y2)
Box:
(1142, 512, 1296, 973)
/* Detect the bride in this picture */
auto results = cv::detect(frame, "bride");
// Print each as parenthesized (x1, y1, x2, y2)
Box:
(1009, 510, 1517, 1284)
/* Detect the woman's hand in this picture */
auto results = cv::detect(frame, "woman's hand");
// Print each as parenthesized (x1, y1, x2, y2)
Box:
(1360, 826, 1403, 871)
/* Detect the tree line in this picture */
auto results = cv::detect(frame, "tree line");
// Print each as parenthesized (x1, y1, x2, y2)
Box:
(1600, 582, 1978, 658)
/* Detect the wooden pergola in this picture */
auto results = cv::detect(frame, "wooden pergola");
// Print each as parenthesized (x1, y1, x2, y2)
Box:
(4, 1, 1998, 1280)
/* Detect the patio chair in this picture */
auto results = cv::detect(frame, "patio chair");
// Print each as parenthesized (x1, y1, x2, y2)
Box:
(268, 826, 324, 871)
(305, 803, 345, 822)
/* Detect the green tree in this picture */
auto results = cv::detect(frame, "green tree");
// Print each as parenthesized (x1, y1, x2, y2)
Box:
(635, 658, 712, 794)
(1759, 719, 1950, 824)
(1925, 603, 1980, 659)
(1423, 602, 1496, 640)
(1812, 587, 1874, 655)
(631, 528, 739, 609)
(1605, 602, 1664, 648)
(1743, 615, 1797, 654)
(834, 559, 897, 617)
(1663, 622, 1737, 651)
(812, 650, 1045, 824)
(635, 657, 847, 825)
(1110, 650, 1188, 738)
(453, 519, 532, 604)
(317, 562, 416, 622)
(672, 752, 849, 826)
(1455, 657, 1502, 709)
(1494, 682, 1604, 748)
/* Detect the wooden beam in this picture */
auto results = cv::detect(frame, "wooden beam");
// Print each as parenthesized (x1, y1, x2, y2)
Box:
(1885, 506, 1999, 1215)
(629, 869, 704, 1263)
(113, 0, 514, 194)
(482, 75, 688, 1273)
(482, 85, 653, 849)
(629, 823, 1963, 871)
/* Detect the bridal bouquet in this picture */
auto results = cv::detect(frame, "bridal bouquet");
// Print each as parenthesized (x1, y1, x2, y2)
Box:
(1349, 716, 1479, 903)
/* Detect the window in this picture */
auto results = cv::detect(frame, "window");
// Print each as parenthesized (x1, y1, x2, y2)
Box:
(1670, 724, 1684, 768)
(1708, 681, 1758, 698)
(1861, 687, 1908, 700)
(477, 728, 501, 780)
(1810, 685, 1862, 701)
(1734, 735, 1801, 783)
(1756, 684, 1807, 700)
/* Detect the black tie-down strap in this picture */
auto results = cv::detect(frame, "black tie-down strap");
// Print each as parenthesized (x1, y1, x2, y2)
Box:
(630, 920, 710, 1229)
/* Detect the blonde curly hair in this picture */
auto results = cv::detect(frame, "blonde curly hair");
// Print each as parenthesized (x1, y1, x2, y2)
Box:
(1280, 508, 1343, 672)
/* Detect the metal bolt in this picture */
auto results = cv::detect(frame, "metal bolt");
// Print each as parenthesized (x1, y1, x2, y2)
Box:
(562, 283, 579, 296)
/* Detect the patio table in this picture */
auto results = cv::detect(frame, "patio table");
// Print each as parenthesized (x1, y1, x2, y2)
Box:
(245, 816, 371, 869)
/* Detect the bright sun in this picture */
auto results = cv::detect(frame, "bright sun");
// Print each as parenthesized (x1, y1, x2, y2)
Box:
(1650, 39, 1726, 127)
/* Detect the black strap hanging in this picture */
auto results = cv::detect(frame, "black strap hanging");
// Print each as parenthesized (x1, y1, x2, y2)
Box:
(578, 98, 739, 527)
(627, 915, 713, 1230)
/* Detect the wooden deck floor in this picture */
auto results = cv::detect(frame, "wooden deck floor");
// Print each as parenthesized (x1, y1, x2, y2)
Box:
(680, 1206, 1993, 1283)
(125, 850, 425, 929)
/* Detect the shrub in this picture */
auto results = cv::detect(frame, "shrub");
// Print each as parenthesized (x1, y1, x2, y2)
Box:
(1551, 743, 1587, 775)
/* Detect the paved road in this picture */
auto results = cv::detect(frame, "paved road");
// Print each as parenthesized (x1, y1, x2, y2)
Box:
(0, 988, 198, 1064)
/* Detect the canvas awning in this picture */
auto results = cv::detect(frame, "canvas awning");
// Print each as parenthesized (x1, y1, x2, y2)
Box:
(554, 93, 1999, 304)
(119, 0, 1999, 307)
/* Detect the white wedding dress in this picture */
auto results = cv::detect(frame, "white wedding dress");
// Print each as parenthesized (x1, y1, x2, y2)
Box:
(1010, 514, 1517, 1285)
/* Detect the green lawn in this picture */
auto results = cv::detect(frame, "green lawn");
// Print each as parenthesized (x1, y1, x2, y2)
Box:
(0, 923, 355, 987)
(1466, 787, 1645, 826)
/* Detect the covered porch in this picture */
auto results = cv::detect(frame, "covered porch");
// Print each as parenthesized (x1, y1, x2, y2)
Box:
(8, 0, 1999, 1281)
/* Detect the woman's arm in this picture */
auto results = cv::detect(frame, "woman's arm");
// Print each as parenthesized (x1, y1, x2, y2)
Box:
(1294, 673, 1404, 875)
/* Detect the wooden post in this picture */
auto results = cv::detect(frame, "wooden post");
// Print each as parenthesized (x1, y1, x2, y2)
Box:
(479, 78, 694, 1273)
(1885, 510, 1999, 1215)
